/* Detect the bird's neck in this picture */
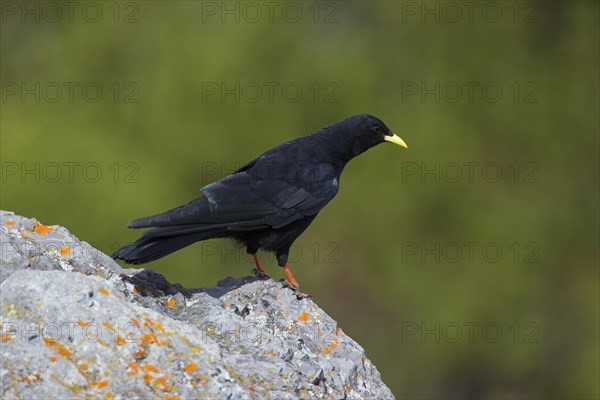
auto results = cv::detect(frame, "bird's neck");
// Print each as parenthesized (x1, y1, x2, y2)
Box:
(314, 128, 366, 167)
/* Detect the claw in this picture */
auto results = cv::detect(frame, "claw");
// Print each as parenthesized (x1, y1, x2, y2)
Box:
(286, 282, 310, 299)
(252, 267, 268, 279)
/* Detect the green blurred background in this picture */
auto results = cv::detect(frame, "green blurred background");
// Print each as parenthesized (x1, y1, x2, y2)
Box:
(1, 1, 598, 398)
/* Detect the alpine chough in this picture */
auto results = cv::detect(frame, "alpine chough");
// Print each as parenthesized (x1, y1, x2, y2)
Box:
(113, 114, 407, 296)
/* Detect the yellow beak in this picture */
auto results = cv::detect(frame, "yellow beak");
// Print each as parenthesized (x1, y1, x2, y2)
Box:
(384, 133, 408, 148)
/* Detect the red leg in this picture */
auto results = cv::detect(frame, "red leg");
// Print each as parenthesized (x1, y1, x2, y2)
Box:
(282, 265, 309, 298)
(252, 254, 268, 278)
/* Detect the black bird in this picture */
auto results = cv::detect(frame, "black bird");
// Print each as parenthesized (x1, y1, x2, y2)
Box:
(112, 114, 407, 296)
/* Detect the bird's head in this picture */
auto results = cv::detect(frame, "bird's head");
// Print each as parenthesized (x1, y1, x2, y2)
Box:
(330, 114, 407, 160)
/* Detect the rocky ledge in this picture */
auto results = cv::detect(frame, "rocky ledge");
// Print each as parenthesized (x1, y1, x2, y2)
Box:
(0, 210, 393, 399)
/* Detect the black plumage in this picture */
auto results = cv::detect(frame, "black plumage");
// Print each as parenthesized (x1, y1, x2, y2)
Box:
(112, 114, 407, 294)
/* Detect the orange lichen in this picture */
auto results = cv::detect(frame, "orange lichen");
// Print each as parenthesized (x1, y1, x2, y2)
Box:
(33, 222, 53, 235)
(142, 363, 160, 374)
(43, 337, 73, 358)
(141, 363, 160, 386)
(128, 361, 140, 375)
(153, 322, 166, 334)
(59, 246, 72, 256)
(133, 348, 147, 358)
(154, 376, 171, 391)
(324, 346, 331, 354)
(81, 363, 89, 371)
(99, 287, 109, 296)
(96, 380, 109, 389)
(184, 363, 198, 373)
(298, 312, 309, 322)
(142, 317, 166, 335)
(330, 339, 339, 348)
(97, 339, 108, 347)
(167, 298, 176, 307)
(1, 333, 12, 342)
(106, 392, 113, 400)
(77, 320, 89, 327)
(115, 336, 126, 345)
(131, 317, 141, 327)
(4, 221, 15, 226)
(140, 333, 156, 345)
(49, 356, 58, 363)
(102, 321, 114, 331)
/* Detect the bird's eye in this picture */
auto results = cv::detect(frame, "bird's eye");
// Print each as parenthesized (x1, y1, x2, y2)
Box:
(372, 125, 382, 133)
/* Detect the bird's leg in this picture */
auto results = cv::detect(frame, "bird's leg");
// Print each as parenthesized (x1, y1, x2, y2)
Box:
(282, 265, 309, 298)
(251, 253, 268, 279)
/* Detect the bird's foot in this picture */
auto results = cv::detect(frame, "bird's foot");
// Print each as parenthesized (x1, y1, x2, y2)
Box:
(252, 268, 269, 280)
(281, 279, 311, 299)
(280, 264, 309, 299)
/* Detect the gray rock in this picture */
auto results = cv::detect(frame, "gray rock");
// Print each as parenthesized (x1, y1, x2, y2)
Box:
(0, 210, 394, 399)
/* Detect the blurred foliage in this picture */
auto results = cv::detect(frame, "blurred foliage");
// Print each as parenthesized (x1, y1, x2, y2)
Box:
(1, 1, 598, 398)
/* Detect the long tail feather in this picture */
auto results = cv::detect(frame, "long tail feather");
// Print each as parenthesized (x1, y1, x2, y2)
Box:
(112, 229, 226, 265)
(113, 196, 230, 264)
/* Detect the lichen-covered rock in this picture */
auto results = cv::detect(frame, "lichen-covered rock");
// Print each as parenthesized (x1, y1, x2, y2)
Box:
(0, 210, 394, 399)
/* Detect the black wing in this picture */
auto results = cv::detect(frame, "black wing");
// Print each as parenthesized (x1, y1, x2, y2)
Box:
(201, 158, 339, 231)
